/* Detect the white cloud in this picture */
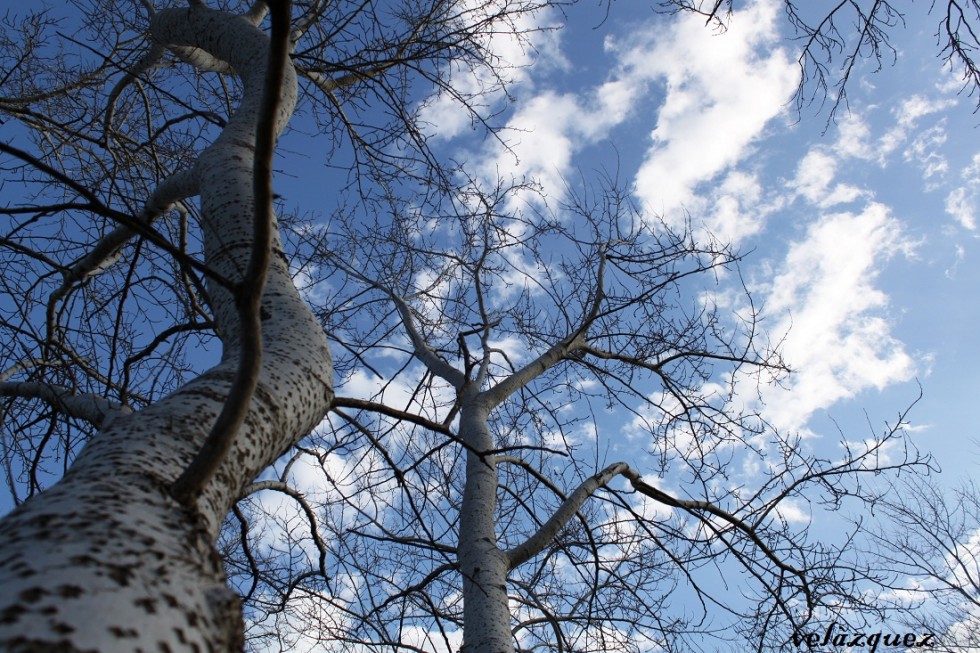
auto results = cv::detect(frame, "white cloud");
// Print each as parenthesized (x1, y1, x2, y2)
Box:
(487, 334, 529, 374)
(418, 0, 565, 141)
(632, 0, 798, 228)
(456, 0, 798, 224)
(773, 498, 811, 525)
(401, 626, 463, 653)
(945, 152, 980, 230)
(469, 33, 658, 200)
(965, 152, 980, 182)
(897, 95, 955, 129)
(819, 183, 866, 207)
(791, 148, 869, 208)
(793, 150, 837, 203)
(757, 203, 916, 432)
(945, 527, 980, 604)
(484, 91, 589, 197)
(878, 95, 956, 160)
(946, 186, 977, 230)
(699, 169, 770, 243)
(832, 112, 877, 160)
(336, 365, 457, 434)
(903, 121, 949, 183)
(828, 96, 956, 168)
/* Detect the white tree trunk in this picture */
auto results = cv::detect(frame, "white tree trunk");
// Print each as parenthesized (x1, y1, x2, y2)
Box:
(458, 397, 514, 653)
(0, 6, 332, 651)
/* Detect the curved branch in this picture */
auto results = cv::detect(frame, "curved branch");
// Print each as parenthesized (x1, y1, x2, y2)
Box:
(103, 42, 167, 145)
(504, 452, 808, 592)
(230, 503, 261, 603)
(481, 243, 613, 408)
(620, 467, 804, 578)
(0, 142, 223, 289)
(57, 168, 199, 286)
(0, 382, 131, 428)
(332, 395, 458, 438)
(172, 0, 292, 505)
(329, 256, 466, 388)
(505, 462, 628, 570)
(240, 479, 330, 578)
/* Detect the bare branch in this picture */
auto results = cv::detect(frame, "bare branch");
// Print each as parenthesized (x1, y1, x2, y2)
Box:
(240, 479, 330, 578)
(172, 0, 293, 506)
(506, 462, 629, 569)
(0, 382, 131, 427)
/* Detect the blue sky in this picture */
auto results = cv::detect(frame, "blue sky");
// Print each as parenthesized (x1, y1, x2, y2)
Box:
(2, 0, 978, 648)
(274, 0, 980, 477)
(393, 0, 980, 475)
(255, 0, 980, 647)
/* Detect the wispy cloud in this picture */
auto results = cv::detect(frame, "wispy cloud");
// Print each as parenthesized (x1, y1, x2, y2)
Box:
(756, 203, 917, 432)
(791, 148, 868, 208)
(879, 95, 957, 160)
(446, 0, 799, 226)
(465, 22, 662, 199)
(631, 0, 797, 235)
(418, 0, 566, 141)
(946, 186, 977, 230)
(945, 152, 980, 231)
(904, 121, 949, 184)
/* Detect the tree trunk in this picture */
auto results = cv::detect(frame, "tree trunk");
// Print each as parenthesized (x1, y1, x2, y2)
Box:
(0, 6, 333, 651)
(458, 398, 514, 653)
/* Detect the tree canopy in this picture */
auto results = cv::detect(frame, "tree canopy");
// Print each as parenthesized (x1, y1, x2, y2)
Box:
(0, 1, 974, 652)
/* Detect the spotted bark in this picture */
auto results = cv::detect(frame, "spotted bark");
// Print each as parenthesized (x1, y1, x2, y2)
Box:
(0, 5, 332, 651)
(457, 398, 514, 653)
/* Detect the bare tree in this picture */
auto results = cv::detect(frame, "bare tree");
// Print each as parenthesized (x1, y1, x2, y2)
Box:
(865, 478, 980, 653)
(228, 176, 928, 653)
(0, 0, 949, 652)
(0, 0, 547, 649)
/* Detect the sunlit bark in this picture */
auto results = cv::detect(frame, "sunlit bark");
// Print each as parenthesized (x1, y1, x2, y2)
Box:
(0, 5, 332, 650)
(0, 0, 959, 651)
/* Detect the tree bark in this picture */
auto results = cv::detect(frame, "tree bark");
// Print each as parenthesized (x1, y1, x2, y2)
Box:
(457, 397, 514, 653)
(0, 5, 333, 651)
